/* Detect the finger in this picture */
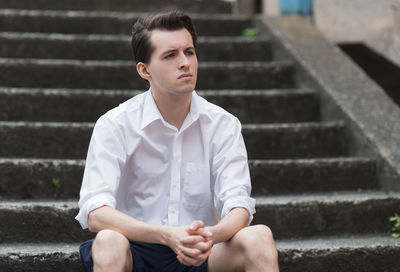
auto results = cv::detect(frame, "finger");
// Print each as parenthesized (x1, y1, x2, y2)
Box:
(190, 240, 213, 252)
(188, 227, 213, 239)
(177, 247, 211, 266)
(177, 253, 193, 266)
(178, 245, 202, 258)
(177, 250, 204, 267)
(181, 241, 213, 257)
(180, 235, 206, 245)
(189, 220, 204, 231)
(200, 247, 212, 260)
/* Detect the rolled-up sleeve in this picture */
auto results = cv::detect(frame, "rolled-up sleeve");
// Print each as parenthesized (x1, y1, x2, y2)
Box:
(212, 117, 256, 225)
(75, 116, 127, 229)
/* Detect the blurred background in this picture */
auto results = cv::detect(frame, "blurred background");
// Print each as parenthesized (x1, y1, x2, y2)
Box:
(236, 0, 400, 106)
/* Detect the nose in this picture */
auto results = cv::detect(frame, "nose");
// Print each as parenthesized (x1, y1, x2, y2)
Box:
(178, 53, 190, 69)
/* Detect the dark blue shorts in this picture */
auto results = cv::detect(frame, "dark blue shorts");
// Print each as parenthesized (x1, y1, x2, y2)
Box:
(79, 239, 208, 272)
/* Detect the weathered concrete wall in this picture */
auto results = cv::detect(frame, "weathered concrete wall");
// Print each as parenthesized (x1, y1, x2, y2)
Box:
(232, 0, 257, 14)
(314, 0, 400, 66)
(257, 15, 400, 190)
(262, 0, 280, 16)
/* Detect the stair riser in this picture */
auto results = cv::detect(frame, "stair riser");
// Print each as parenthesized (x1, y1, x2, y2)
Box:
(279, 247, 400, 272)
(254, 198, 400, 239)
(0, 91, 318, 123)
(0, 159, 376, 199)
(0, 61, 295, 90)
(250, 159, 377, 195)
(243, 124, 346, 159)
(0, 124, 92, 159)
(0, 36, 272, 62)
(0, 205, 93, 243)
(0, 14, 251, 36)
(1, 198, 398, 242)
(0, 160, 84, 199)
(1, 247, 399, 272)
(0, 124, 346, 159)
(0, 254, 82, 272)
(0, 0, 232, 13)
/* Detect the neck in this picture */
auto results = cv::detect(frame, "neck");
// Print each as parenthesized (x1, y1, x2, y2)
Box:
(151, 89, 192, 131)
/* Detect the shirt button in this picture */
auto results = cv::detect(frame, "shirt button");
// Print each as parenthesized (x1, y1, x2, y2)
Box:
(174, 154, 181, 161)
(170, 209, 175, 214)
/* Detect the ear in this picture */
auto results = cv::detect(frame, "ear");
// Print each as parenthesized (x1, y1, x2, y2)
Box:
(136, 62, 151, 81)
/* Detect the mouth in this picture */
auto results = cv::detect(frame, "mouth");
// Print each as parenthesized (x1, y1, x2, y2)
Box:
(178, 73, 193, 80)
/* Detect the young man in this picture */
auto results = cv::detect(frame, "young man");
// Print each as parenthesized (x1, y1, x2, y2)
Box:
(76, 11, 279, 272)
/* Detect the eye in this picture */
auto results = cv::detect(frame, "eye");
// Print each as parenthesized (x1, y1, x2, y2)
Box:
(164, 53, 175, 59)
(185, 50, 195, 56)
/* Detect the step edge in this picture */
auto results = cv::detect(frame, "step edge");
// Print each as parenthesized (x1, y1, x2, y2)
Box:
(0, 120, 342, 129)
(255, 191, 400, 205)
(0, 243, 81, 255)
(2, 191, 400, 208)
(276, 234, 400, 251)
(242, 121, 345, 130)
(0, 31, 270, 43)
(0, 87, 314, 97)
(0, 8, 253, 20)
(0, 58, 292, 67)
(0, 156, 373, 166)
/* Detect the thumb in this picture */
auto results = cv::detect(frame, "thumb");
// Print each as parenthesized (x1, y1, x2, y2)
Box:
(189, 220, 204, 231)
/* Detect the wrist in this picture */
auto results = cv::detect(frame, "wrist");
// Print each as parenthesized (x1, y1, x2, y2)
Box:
(208, 225, 220, 244)
(158, 225, 173, 246)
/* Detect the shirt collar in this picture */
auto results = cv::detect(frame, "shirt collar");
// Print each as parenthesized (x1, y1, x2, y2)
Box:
(140, 89, 211, 130)
(140, 89, 163, 130)
(189, 91, 211, 122)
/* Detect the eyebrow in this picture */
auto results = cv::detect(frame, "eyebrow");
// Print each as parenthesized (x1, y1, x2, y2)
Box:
(161, 46, 195, 56)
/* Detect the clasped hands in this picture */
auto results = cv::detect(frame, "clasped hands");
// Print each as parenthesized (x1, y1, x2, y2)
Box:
(167, 220, 214, 267)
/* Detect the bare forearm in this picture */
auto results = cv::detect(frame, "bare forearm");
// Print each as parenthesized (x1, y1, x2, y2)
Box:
(209, 207, 250, 244)
(88, 205, 169, 245)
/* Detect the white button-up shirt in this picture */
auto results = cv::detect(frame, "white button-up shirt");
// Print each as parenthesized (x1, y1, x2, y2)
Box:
(75, 90, 256, 229)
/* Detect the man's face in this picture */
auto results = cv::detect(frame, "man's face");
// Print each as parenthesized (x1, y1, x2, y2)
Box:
(144, 28, 198, 97)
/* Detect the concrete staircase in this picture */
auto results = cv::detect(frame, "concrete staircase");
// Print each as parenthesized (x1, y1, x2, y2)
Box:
(0, 0, 399, 271)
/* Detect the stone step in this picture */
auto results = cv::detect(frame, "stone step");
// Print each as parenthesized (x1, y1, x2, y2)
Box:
(0, 158, 85, 199)
(0, 121, 346, 160)
(277, 235, 400, 272)
(0, 200, 93, 243)
(0, 32, 272, 61)
(0, 0, 232, 13)
(253, 192, 400, 239)
(0, 88, 318, 123)
(242, 121, 347, 159)
(0, 157, 376, 199)
(0, 59, 295, 90)
(1, 192, 399, 242)
(0, 10, 252, 36)
(0, 243, 82, 271)
(250, 157, 377, 195)
(1, 236, 399, 271)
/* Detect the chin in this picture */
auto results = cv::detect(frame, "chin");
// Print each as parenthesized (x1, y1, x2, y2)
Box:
(179, 88, 195, 94)
(179, 84, 196, 93)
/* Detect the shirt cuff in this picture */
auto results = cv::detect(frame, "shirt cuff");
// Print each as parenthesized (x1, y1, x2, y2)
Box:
(75, 193, 116, 229)
(221, 196, 256, 225)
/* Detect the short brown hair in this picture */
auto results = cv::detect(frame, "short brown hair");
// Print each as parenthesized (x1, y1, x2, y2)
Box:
(131, 11, 197, 64)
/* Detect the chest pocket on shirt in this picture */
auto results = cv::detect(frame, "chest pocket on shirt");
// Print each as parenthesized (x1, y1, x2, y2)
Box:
(183, 162, 211, 207)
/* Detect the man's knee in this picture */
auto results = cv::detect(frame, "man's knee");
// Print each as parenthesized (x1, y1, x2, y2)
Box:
(92, 229, 131, 268)
(234, 225, 278, 262)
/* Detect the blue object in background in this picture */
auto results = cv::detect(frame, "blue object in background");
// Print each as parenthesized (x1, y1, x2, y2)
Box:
(279, 0, 313, 15)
